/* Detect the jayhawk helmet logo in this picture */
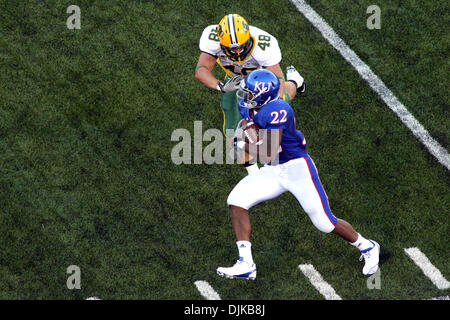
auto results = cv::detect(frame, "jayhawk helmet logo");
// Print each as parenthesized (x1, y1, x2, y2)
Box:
(218, 14, 254, 63)
(236, 69, 280, 109)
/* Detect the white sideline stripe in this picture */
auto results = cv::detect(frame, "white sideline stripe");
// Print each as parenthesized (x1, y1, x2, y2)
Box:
(404, 247, 450, 290)
(298, 264, 342, 300)
(289, 0, 450, 170)
(194, 280, 221, 300)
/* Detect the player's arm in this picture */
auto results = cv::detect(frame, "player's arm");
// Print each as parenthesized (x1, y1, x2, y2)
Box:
(195, 52, 221, 91)
(244, 129, 282, 164)
(195, 53, 243, 92)
(264, 64, 285, 98)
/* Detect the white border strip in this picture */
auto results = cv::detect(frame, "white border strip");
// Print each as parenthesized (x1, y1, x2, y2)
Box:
(194, 280, 222, 300)
(298, 264, 342, 300)
(290, 0, 450, 170)
(404, 247, 450, 290)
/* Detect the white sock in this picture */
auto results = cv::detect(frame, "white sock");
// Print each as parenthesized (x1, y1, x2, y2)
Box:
(350, 234, 373, 251)
(236, 241, 254, 264)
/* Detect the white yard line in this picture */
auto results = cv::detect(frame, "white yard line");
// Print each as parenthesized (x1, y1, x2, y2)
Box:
(289, 0, 450, 170)
(298, 264, 342, 300)
(194, 280, 222, 300)
(404, 247, 450, 290)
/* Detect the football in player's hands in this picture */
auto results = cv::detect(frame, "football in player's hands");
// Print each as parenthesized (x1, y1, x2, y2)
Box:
(238, 119, 262, 146)
(230, 119, 261, 161)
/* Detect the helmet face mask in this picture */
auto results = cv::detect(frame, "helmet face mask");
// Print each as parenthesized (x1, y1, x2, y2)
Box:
(237, 70, 280, 109)
(220, 38, 254, 63)
(228, 43, 245, 56)
(218, 14, 254, 63)
(236, 82, 257, 109)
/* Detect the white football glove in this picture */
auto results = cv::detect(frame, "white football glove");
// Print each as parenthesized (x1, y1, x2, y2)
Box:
(218, 76, 244, 93)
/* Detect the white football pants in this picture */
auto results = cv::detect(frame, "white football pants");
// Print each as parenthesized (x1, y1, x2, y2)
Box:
(227, 155, 337, 233)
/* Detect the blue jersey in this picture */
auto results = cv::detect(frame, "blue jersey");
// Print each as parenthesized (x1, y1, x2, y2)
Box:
(238, 98, 307, 165)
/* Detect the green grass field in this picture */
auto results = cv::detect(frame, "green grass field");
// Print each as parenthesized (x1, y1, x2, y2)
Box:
(0, 0, 448, 300)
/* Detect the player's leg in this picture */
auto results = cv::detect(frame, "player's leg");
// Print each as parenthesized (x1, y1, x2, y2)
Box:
(278, 69, 295, 104)
(283, 83, 295, 103)
(279, 158, 336, 233)
(221, 90, 242, 135)
(217, 166, 286, 279)
(230, 205, 251, 241)
(284, 156, 380, 275)
(227, 165, 286, 235)
(332, 219, 380, 275)
(331, 218, 357, 242)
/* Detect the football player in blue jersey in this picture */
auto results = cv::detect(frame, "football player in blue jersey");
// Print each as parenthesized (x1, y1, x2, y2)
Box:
(216, 69, 380, 280)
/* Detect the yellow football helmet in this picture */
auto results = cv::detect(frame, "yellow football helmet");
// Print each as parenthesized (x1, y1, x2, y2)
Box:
(217, 14, 254, 63)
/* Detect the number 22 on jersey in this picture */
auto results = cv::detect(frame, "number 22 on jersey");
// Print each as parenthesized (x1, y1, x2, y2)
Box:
(270, 110, 287, 124)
